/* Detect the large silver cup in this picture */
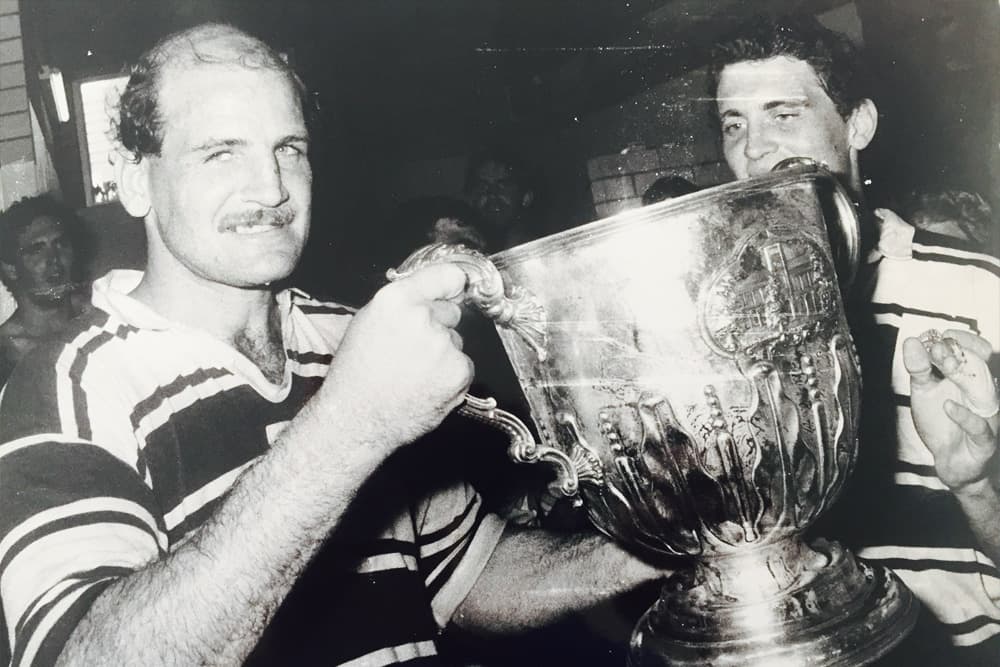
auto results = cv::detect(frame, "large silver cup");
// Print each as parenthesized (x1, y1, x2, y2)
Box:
(389, 161, 917, 665)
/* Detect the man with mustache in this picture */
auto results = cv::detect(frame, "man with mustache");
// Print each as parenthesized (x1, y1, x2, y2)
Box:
(0, 22, 659, 666)
(0, 194, 89, 386)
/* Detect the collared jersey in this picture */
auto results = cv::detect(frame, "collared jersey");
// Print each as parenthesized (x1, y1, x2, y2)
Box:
(0, 270, 505, 666)
(831, 217, 1000, 663)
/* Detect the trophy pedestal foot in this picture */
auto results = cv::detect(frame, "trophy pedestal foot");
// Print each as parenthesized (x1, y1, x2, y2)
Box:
(628, 539, 918, 667)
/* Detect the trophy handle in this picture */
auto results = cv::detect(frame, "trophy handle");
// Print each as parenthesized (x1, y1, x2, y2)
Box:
(387, 243, 579, 497)
(387, 242, 548, 360)
(772, 157, 861, 289)
(459, 395, 581, 496)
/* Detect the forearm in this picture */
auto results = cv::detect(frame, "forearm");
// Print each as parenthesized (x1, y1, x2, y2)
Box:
(453, 527, 665, 635)
(55, 397, 393, 666)
(954, 479, 1000, 566)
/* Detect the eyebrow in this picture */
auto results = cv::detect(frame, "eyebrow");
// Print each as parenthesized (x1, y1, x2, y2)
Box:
(277, 134, 310, 147)
(763, 98, 809, 111)
(190, 138, 246, 153)
(717, 96, 809, 118)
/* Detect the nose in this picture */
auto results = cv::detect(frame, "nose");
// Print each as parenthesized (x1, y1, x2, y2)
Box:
(39, 243, 70, 278)
(244, 152, 289, 208)
(743, 122, 777, 170)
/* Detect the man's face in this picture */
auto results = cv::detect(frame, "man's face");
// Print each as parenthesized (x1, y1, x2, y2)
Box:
(11, 216, 75, 304)
(716, 56, 856, 182)
(141, 62, 312, 289)
(467, 160, 524, 230)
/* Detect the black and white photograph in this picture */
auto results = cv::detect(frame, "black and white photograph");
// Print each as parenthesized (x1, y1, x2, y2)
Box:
(0, 1, 997, 665)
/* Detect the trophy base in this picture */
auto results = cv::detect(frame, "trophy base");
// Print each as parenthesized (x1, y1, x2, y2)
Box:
(628, 539, 918, 667)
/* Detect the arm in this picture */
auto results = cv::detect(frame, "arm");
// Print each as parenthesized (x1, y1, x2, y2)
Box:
(903, 329, 1000, 564)
(452, 526, 664, 635)
(42, 265, 472, 666)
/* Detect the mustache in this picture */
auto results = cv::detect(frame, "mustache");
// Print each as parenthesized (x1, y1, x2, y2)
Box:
(220, 206, 297, 231)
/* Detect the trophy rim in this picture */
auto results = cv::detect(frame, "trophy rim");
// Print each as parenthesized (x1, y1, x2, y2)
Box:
(489, 162, 835, 268)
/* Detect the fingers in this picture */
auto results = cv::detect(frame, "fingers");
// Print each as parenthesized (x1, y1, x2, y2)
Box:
(448, 327, 464, 352)
(944, 399, 997, 459)
(941, 329, 994, 361)
(392, 263, 468, 302)
(429, 300, 462, 329)
(928, 338, 967, 376)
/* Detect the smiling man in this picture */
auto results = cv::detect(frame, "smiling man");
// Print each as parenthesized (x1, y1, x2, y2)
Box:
(0, 23, 659, 667)
(0, 195, 89, 385)
(709, 15, 1000, 664)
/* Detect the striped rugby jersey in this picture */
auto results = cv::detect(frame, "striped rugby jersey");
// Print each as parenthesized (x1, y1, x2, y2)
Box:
(828, 217, 1000, 663)
(0, 270, 505, 667)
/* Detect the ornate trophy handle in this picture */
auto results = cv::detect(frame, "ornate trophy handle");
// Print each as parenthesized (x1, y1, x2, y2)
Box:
(387, 243, 579, 497)
(772, 157, 861, 289)
(458, 395, 581, 497)
(387, 243, 548, 360)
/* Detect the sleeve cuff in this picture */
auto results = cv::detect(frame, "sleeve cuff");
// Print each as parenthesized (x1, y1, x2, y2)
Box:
(430, 512, 507, 628)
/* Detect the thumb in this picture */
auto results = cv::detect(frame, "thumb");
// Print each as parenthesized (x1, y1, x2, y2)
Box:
(903, 337, 935, 389)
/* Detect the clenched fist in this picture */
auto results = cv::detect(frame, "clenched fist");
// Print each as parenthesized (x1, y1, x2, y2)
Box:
(319, 263, 474, 452)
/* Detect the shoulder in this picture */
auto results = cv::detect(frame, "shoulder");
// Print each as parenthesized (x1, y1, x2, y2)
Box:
(0, 312, 25, 340)
(0, 308, 129, 437)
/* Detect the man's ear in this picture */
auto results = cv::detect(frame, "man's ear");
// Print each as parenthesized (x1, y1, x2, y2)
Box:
(114, 148, 152, 219)
(847, 98, 878, 151)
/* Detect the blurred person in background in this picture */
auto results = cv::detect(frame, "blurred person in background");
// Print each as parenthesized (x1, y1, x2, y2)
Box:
(0, 194, 90, 385)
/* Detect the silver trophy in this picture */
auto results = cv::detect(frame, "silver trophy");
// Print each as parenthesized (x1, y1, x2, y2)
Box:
(389, 161, 917, 665)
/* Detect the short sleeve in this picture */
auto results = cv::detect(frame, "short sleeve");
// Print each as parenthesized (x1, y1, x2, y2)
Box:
(0, 349, 166, 667)
(412, 481, 506, 628)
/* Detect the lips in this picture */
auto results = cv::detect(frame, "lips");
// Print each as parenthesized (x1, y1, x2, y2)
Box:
(221, 207, 296, 234)
(231, 223, 283, 234)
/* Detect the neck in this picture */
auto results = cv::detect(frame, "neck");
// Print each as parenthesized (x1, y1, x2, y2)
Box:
(17, 294, 79, 335)
(132, 272, 288, 383)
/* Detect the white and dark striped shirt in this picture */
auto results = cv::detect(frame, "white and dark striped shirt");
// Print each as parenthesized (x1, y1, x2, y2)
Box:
(0, 270, 505, 666)
(836, 219, 1000, 661)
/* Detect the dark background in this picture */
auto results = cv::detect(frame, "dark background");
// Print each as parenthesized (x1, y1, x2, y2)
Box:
(4, 2, 997, 664)
(13, 0, 999, 304)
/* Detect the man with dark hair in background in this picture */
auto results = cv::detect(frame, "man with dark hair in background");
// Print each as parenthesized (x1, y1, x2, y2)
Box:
(462, 149, 540, 253)
(0, 22, 661, 667)
(0, 194, 89, 385)
(708, 14, 1000, 664)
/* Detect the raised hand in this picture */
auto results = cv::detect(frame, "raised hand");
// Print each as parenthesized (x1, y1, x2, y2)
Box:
(903, 329, 999, 492)
(320, 263, 474, 450)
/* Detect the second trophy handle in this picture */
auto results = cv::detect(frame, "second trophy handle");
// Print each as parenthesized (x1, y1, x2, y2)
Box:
(459, 395, 581, 497)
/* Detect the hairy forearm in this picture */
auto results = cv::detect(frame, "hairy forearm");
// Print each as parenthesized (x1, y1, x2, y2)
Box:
(453, 527, 665, 635)
(954, 479, 1000, 566)
(55, 397, 393, 666)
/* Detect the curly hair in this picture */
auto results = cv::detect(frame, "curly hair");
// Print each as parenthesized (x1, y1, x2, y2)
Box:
(707, 15, 872, 120)
(114, 23, 317, 161)
(0, 194, 85, 288)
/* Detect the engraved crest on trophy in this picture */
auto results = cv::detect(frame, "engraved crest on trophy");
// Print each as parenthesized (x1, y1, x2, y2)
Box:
(390, 161, 917, 666)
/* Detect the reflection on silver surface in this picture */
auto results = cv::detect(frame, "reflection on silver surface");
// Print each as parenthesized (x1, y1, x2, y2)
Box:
(390, 161, 917, 666)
